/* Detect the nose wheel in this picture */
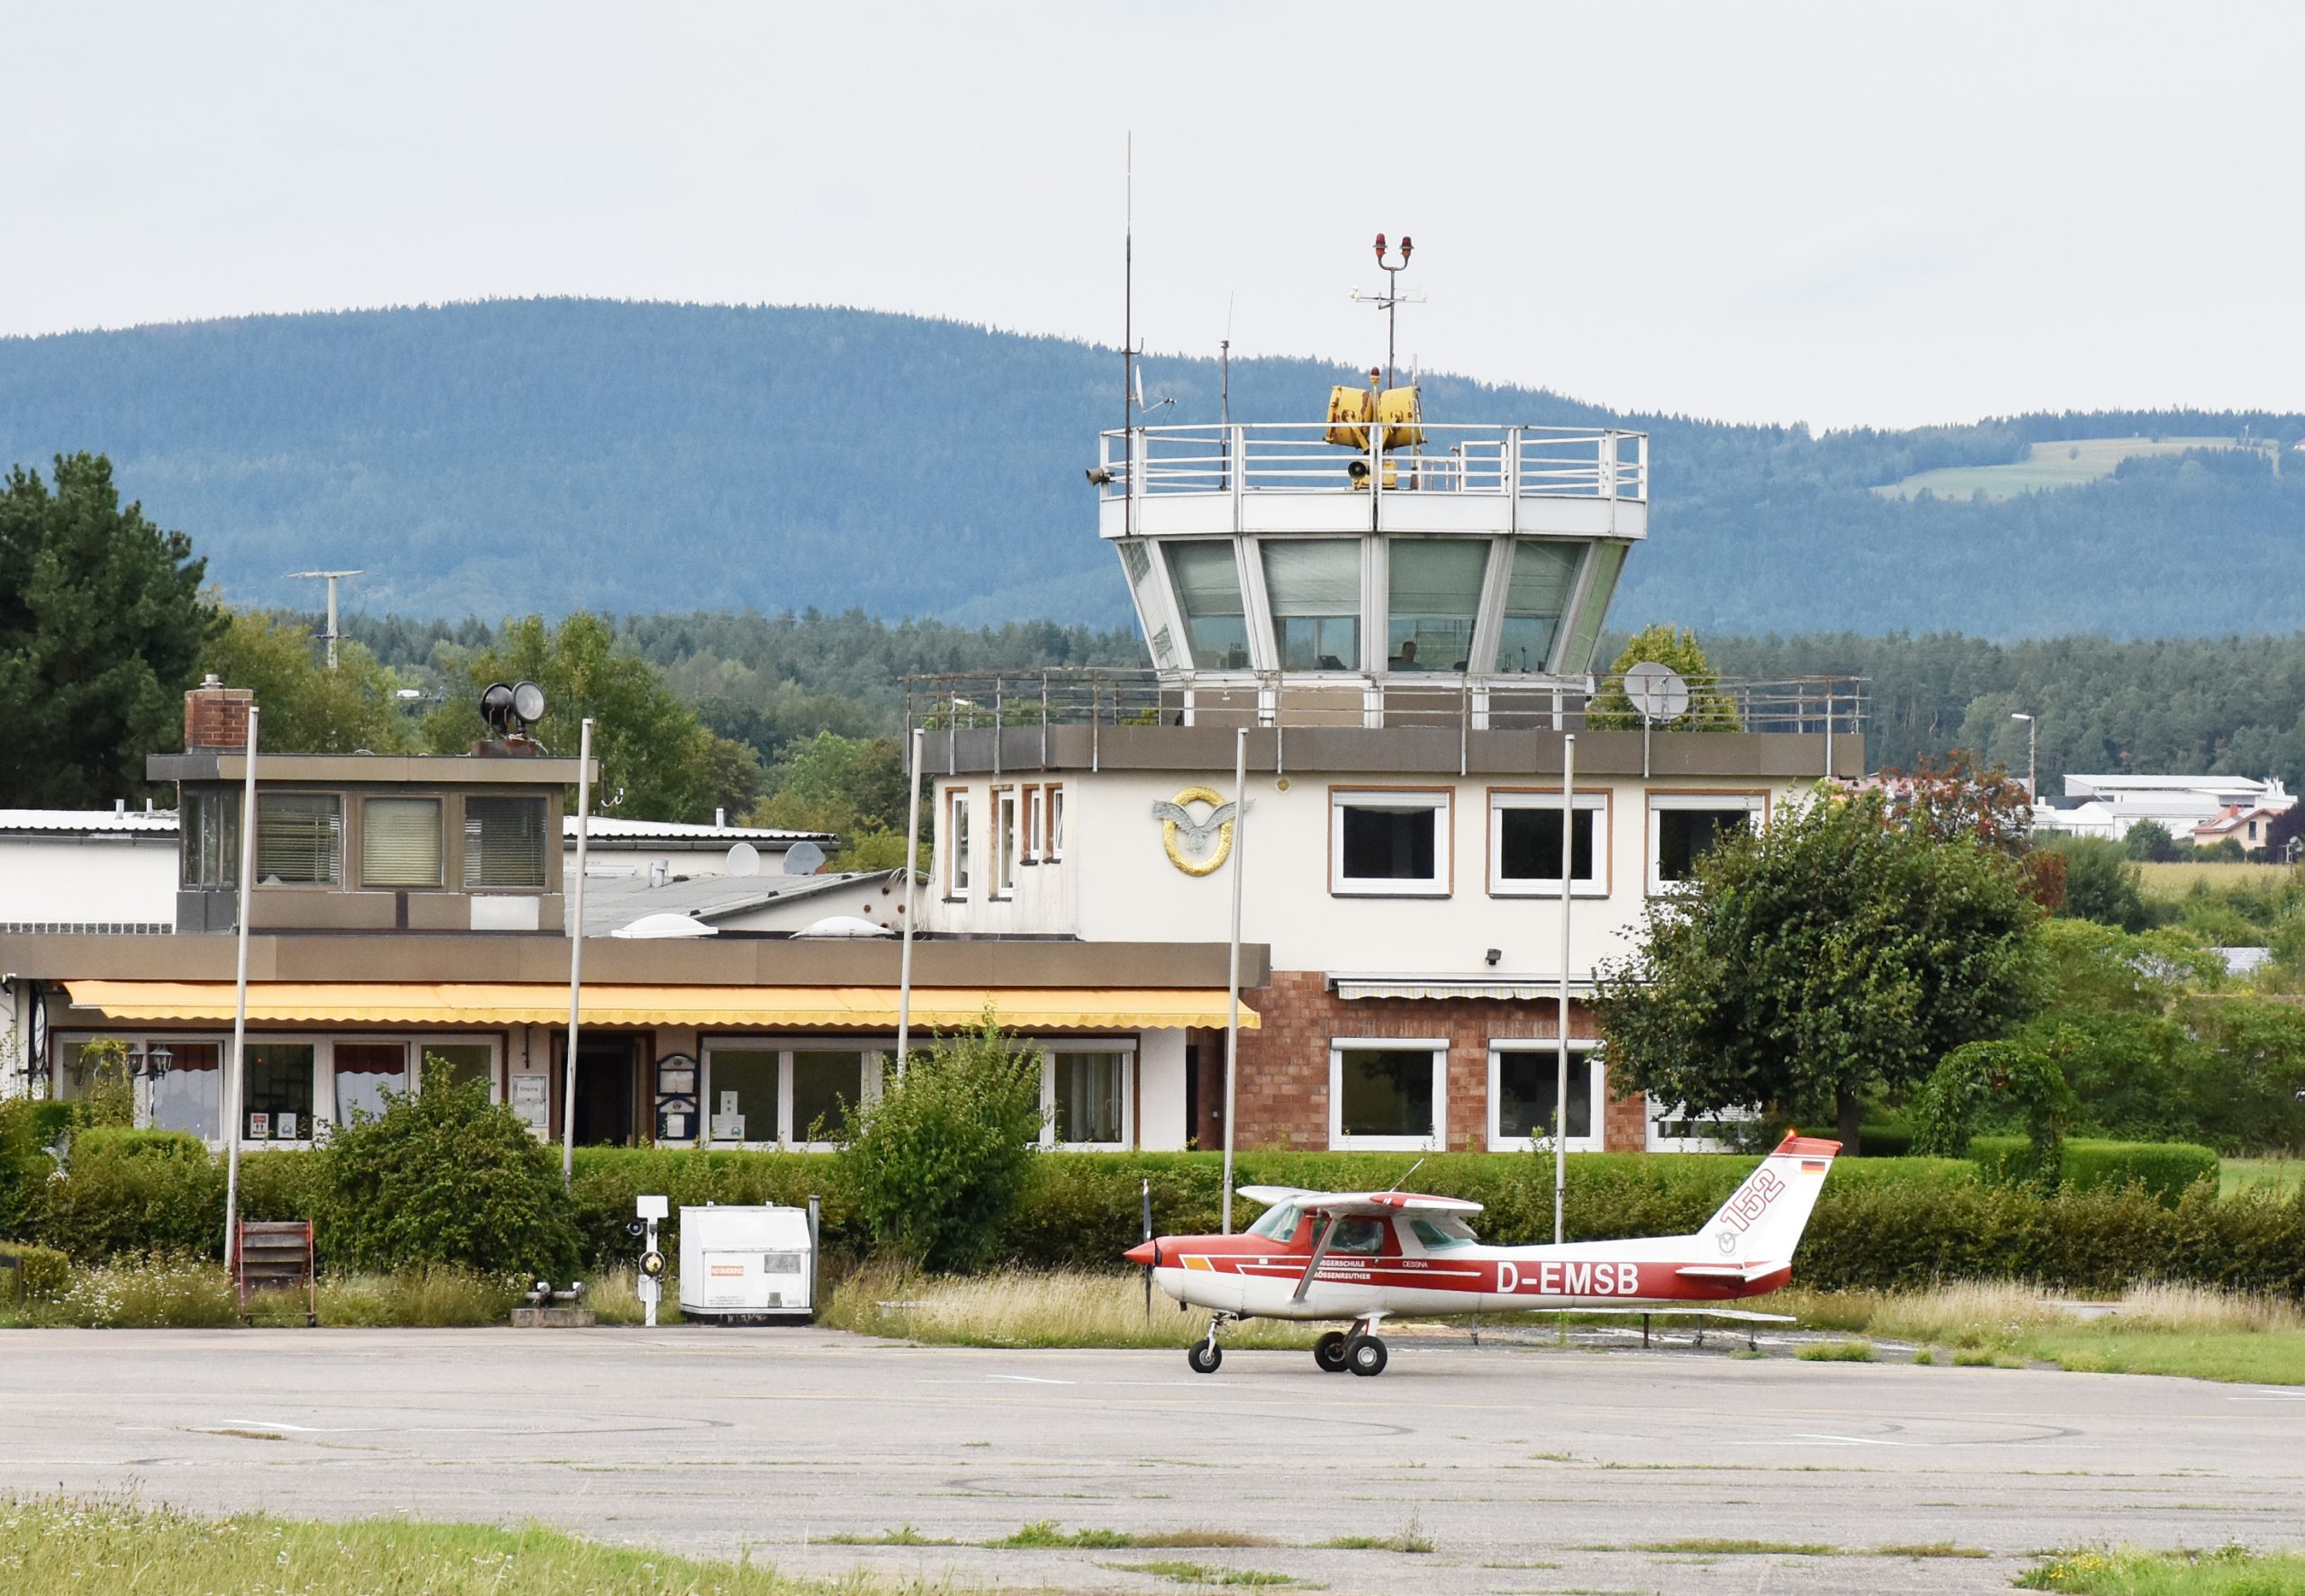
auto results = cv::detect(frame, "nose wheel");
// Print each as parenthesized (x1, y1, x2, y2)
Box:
(1188, 1312, 1234, 1374)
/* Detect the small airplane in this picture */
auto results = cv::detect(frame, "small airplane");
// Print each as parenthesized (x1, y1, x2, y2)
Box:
(1123, 1132, 1839, 1375)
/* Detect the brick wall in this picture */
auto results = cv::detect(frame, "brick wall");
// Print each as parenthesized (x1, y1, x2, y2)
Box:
(1193, 970, 1646, 1152)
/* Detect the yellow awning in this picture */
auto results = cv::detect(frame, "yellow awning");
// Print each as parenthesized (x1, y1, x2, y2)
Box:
(60, 980, 1256, 1032)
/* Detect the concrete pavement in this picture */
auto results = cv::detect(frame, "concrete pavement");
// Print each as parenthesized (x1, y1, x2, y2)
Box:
(1, 1327, 2299, 1594)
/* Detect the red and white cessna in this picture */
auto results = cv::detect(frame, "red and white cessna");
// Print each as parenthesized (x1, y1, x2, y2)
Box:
(1123, 1133, 1840, 1375)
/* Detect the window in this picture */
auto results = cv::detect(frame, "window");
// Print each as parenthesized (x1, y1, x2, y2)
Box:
(1650, 792, 1767, 892)
(1022, 785, 1043, 864)
(181, 790, 239, 888)
(242, 1042, 316, 1141)
(148, 1042, 221, 1139)
(1331, 789, 1450, 896)
(1408, 1216, 1476, 1251)
(1046, 785, 1064, 861)
(464, 796, 548, 889)
(362, 797, 443, 888)
(1049, 1050, 1127, 1145)
(1489, 790, 1606, 896)
(1245, 1202, 1299, 1240)
(332, 1041, 407, 1124)
(994, 789, 1018, 898)
(1559, 540, 1628, 672)
(256, 794, 341, 886)
(1166, 542, 1251, 669)
(1330, 1042, 1446, 1150)
(1386, 538, 1487, 672)
(701, 1043, 878, 1147)
(1120, 540, 1180, 670)
(1488, 1041, 1605, 1151)
(1261, 538, 1361, 670)
(1496, 540, 1582, 673)
(946, 791, 971, 897)
(415, 1041, 496, 1096)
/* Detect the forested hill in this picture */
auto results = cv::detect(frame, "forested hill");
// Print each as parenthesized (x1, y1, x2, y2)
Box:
(2, 299, 2299, 635)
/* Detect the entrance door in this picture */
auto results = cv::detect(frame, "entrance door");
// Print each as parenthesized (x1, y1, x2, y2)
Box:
(573, 1037, 637, 1146)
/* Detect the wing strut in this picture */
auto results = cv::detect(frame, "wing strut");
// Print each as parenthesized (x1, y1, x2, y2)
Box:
(1292, 1212, 1342, 1303)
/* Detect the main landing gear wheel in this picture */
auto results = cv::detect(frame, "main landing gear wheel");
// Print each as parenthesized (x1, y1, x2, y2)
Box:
(1346, 1335, 1388, 1376)
(1314, 1331, 1351, 1373)
(1188, 1342, 1223, 1375)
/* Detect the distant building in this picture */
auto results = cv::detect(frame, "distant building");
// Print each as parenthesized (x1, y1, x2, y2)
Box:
(2033, 774, 2294, 844)
(2192, 804, 2286, 852)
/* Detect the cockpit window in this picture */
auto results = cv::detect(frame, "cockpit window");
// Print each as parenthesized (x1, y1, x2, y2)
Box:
(1331, 1217, 1387, 1255)
(1245, 1204, 1298, 1240)
(1408, 1216, 1476, 1250)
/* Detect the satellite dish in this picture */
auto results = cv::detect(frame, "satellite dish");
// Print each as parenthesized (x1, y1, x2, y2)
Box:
(1623, 662, 1691, 726)
(725, 841, 761, 878)
(783, 841, 827, 876)
(511, 680, 547, 726)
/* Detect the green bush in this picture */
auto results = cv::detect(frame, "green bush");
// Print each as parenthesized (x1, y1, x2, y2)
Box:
(32, 1132, 224, 1261)
(70, 1127, 211, 1161)
(1856, 1123, 1914, 1157)
(0, 1240, 71, 1301)
(318, 1067, 577, 1278)
(834, 1017, 1046, 1271)
(1970, 1137, 2218, 1204)
(567, 1147, 836, 1267)
(0, 1098, 57, 1240)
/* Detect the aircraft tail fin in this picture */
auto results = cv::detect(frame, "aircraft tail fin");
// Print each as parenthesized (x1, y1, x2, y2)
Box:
(1693, 1134, 1839, 1267)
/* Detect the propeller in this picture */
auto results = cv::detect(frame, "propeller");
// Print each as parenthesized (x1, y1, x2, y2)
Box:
(1141, 1177, 1153, 1320)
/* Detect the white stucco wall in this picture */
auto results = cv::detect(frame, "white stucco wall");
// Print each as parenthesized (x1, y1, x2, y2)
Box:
(1135, 1027, 1189, 1150)
(0, 835, 177, 926)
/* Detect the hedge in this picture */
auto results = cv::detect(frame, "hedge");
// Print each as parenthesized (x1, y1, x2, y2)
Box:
(10, 1142, 2297, 1300)
(1864, 1125, 2216, 1204)
(0, 1240, 70, 1302)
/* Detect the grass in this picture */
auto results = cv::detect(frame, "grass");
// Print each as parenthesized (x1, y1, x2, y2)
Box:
(590, 1265, 686, 1326)
(1632, 1538, 1839, 1555)
(987, 1521, 1275, 1551)
(0, 1496, 847, 1594)
(2219, 1158, 2304, 1200)
(2018, 1545, 2305, 1592)
(1796, 1339, 1876, 1362)
(1874, 437, 2263, 500)
(2136, 860, 2295, 898)
(820, 1527, 955, 1546)
(819, 1264, 1319, 1351)
(1876, 1543, 1990, 1558)
(1106, 1561, 1307, 1587)
(1318, 1527, 1433, 1554)
(18, 1259, 652, 1330)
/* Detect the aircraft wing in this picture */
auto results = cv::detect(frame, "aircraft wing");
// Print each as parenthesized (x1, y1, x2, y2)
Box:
(1236, 1186, 1485, 1218)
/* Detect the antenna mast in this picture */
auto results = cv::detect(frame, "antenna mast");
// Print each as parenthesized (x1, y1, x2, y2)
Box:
(1124, 133, 1134, 527)
(1351, 234, 1425, 389)
(287, 569, 364, 670)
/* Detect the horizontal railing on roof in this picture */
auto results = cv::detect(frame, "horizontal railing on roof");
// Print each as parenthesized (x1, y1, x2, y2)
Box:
(902, 669, 1865, 740)
(1096, 423, 1648, 502)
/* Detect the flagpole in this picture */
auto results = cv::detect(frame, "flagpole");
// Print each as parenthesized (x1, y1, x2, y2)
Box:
(562, 717, 593, 1186)
(223, 706, 258, 1272)
(1221, 727, 1247, 1235)
(1554, 732, 1576, 1247)
(895, 726, 924, 1072)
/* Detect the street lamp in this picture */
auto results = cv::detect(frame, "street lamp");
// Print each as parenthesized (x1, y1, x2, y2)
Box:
(2010, 713, 2038, 801)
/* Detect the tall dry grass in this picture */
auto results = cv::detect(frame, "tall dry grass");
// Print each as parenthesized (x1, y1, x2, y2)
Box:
(1772, 1279, 2304, 1350)
(822, 1263, 1321, 1350)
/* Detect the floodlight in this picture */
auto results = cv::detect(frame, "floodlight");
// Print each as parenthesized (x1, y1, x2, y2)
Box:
(1085, 467, 1114, 485)
(511, 681, 547, 726)
(480, 682, 517, 734)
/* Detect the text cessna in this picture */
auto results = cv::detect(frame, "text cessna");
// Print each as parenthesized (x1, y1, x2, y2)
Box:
(1124, 1132, 1840, 1376)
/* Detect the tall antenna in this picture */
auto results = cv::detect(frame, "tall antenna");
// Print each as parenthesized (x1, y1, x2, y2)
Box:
(1124, 132, 1134, 527)
(1351, 233, 1426, 389)
(287, 569, 363, 670)
(1220, 292, 1234, 427)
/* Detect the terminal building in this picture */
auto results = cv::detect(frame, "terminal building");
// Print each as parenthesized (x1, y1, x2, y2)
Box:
(0, 384, 1861, 1155)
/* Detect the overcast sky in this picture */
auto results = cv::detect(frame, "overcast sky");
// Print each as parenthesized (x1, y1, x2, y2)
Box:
(5, 3, 2297, 430)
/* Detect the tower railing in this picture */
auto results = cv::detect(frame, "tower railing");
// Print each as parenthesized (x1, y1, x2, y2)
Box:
(1096, 423, 1648, 502)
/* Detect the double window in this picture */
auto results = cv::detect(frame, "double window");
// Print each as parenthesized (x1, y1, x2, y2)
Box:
(1649, 791, 1767, 893)
(1331, 789, 1451, 896)
(1044, 1047, 1130, 1147)
(1489, 789, 1606, 896)
(1329, 1041, 1447, 1151)
(701, 1043, 881, 1148)
(1487, 1041, 1606, 1151)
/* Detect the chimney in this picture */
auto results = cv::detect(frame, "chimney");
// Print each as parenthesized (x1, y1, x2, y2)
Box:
(185, 674, 256, 752)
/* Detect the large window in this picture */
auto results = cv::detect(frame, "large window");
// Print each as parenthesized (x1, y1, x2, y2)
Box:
(1488, 1041, 1605, 1151)
(1385, 538, 1487, 672)
(464, 796, 548, 889)
(1650, 791, 1767, 892)
(256, 794, 341, 886)
(1489, 789, 1606, 897)
(148, 1042, 222, 1139)
(181, 790, 239, 888)
(1166, 542, 1250, 669)
(701, 1043, 879, 1148)
(1560, 540, 1628, 672)
(362, 797, 443, 888)
(1261, 538, 1361, 671)
(1048, 1050, 1128, 1146)
(1330, 1041, 1446, 1150)
(242, 1042, 316, 1141)
(1120, 540, 1180, 670)
(1496, 540, 1582, 673)
(332, 1041, 407, 1123)
(1331, 789, 1451, 896)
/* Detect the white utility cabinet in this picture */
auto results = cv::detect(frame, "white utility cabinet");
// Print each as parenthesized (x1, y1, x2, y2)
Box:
(678, 1203, 817, 1321)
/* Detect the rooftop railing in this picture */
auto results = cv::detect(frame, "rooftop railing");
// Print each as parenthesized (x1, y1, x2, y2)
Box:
(1096, 423, 1648, 502)
(903, 668, 1864, 740)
